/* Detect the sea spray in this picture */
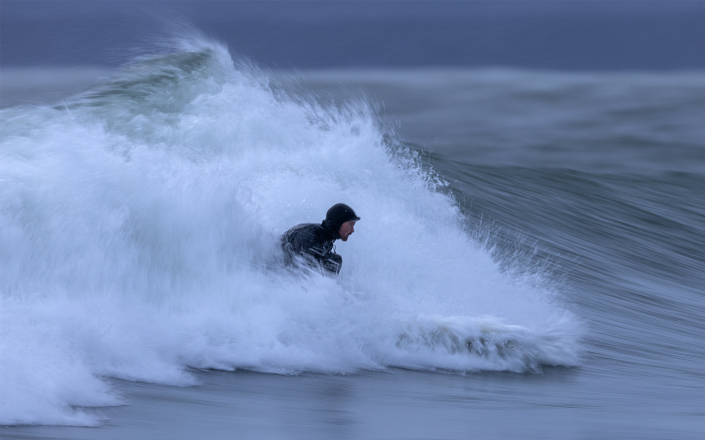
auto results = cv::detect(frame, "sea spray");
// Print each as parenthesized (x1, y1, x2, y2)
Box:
(0, 39, 581, 426)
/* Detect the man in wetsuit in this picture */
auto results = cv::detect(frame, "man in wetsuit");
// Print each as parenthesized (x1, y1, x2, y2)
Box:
(281, 203, 360, 275)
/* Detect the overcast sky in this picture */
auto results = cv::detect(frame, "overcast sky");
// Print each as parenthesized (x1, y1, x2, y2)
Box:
(3, 1, 705, 70)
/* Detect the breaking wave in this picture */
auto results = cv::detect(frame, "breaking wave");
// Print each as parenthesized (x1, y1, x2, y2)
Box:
(0, 38, 582, 426)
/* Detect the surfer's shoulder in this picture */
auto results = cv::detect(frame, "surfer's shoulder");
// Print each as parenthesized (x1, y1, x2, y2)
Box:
(283, 223, 319, 237)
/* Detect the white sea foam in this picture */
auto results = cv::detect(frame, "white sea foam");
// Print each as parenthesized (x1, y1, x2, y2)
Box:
(0, 39, 582, 426)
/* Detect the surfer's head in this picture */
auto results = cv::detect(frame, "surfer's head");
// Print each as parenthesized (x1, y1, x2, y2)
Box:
(323, 203, 360, 240)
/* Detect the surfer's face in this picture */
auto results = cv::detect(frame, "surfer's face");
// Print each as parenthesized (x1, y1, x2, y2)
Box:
(339, 221, 356, 241)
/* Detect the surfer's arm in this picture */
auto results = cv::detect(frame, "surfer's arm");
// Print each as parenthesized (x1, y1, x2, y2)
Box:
(308, 245, 342, 275)
(319, 253, 342, 275)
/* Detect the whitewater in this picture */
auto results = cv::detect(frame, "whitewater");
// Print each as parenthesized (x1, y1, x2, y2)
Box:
(0, 40, 581, 426)
(0, 41, 581, 426)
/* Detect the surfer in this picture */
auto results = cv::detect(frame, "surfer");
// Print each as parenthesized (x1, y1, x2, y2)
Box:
(281, 203, 360, 275)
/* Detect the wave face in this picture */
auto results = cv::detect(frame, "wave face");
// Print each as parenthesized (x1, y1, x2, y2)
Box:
(0, 41, 580, 426)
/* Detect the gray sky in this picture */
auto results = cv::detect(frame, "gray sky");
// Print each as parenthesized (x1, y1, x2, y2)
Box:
(3, 1, 705, 70)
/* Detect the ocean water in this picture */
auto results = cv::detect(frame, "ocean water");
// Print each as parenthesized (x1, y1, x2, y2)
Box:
(1, 39, 704, 439)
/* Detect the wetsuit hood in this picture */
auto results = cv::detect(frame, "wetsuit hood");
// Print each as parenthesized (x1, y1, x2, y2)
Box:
(321, 203, 360, 237)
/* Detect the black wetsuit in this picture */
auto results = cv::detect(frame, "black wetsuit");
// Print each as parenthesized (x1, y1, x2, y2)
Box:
(280, 222, 343, 275)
